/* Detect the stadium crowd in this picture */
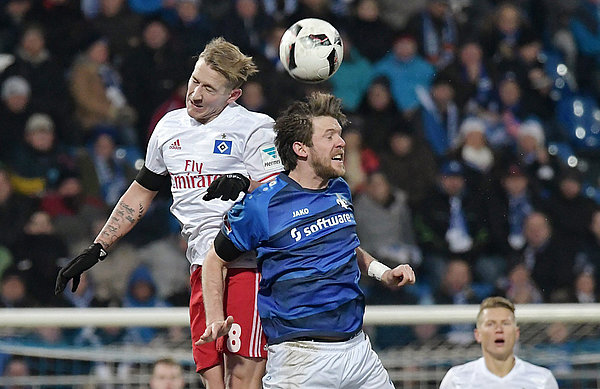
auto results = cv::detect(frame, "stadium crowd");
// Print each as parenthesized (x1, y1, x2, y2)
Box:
(1, 0, 600, 372)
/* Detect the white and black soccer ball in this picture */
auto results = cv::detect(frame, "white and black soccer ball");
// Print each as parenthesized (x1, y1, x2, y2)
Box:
(279, 18, 344, 83)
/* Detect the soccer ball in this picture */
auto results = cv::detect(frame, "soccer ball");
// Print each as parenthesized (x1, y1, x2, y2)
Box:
(279, 18, 344, 83)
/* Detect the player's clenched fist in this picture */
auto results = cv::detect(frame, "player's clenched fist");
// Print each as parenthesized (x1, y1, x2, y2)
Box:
(382, 264, 416, 288)
(55, 243, 108, 294)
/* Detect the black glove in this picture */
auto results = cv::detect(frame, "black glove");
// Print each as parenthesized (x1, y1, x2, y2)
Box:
(203, 173, 250, 201)
(55, 243, 107, 294)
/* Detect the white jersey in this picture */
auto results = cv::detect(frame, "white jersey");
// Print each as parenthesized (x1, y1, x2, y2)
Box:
(145, 103, 283, 267)
(439, 356, 558, 389)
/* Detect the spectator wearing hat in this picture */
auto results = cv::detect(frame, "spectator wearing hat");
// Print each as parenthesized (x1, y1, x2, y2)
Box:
(372, 31, 435, 118)
(413, 160, 490, 286)
(0, 76, 32, 162)
(406, 0, 459, 69)
(7, 113, 75, 198)
(448, 116, 497, 194)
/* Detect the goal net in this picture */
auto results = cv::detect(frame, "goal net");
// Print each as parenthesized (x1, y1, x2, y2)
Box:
(0, 304, 599, 388)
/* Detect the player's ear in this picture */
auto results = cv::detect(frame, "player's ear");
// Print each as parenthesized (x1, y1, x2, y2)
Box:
(292, 141, 307, 158)
(227, 88, 242, 104)
(474, 328, 481, 344)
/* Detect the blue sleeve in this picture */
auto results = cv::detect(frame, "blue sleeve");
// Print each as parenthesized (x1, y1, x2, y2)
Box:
(571, 19, 600, 55)
(222, 194, 269, 252)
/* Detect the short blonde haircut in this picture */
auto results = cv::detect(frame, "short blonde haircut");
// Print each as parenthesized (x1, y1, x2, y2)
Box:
(476, 296, 516, 327)
(199, 37, 258, 89)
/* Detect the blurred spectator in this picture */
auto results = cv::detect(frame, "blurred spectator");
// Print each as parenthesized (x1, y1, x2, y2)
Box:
(372, 32, 435, 118)
(261, 0, 297, 22)
(10, 210, 68, 306)
(76, 128, 138, 206)
(150, 357, 185, 389)
(449, 117, 496, 192)
(486, 74, 546, 148)
(69, 32, 137, 145)
(570, 0, 600, 102)
(570, 271, 598, 303)
(0, 0, 35, 54)
(40, 169, 107, 250)
(378, 128, 437, 207)
(289, 0, 339, 25)
(519, 211, 578, 302)
(345, 0, 395, 62)
(478, 2, 536, 66)
(1, 356, 32, 389)
(357, 76, 405, 153)
(433, 258, 479, 344)
(169, 0, 214, 60)
(89, 0, 143, 66)
(123, 264, 170, 344)
(354, 171, 422, 268)
(147, 78, 187, 141)
(120, 17, 187, 146)
(0, 76, 32, 162)
(543, 167, 598, 246)
(0, 164, 36, 249)
(498, 262, 543, 304)
(0, 269, 37, 308)
(238, 79, 279, 119)
(413, 160, 490, 285)
(488, 164, 541, 255)
(341, 124, 379, 194)
(497, 119, 561, 197)
(406, 0, 459, 69)
(218, 0, 272, 56)
(7, 113, 75, 198)
(440, 40, 495, 116)
(329, 32, 373, 113)
(1, 23, 70, 130)
(416, 75, 461, 158)
(575, 209, 600, 284)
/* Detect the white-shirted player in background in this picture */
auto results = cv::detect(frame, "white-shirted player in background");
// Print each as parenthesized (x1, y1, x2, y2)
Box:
(55, 37, 283, 389)
(439, 296, 559, 389)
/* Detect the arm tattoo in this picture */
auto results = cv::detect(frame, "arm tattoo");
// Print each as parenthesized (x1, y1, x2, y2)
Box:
(98, 200, 143, 249)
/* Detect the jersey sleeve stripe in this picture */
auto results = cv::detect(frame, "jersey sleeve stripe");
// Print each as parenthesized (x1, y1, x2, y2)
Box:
(256, 172, 281, 183)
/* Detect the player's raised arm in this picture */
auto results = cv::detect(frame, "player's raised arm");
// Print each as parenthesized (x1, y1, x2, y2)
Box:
(55, 180, 159, 294)
(355, 247, 416, 288)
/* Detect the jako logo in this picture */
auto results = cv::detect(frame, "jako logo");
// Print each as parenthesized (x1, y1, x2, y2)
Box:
(289, 213, 353, 242)
(292, 208, 309, 217)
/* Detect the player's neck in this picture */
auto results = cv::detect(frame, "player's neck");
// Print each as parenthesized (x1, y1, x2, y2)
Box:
(484, 354, 516, 378)
(288, 167, 329, 190)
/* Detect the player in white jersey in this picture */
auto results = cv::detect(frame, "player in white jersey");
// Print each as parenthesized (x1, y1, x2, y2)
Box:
(55, 37, 283, 389)
(439, 296, 558, 389)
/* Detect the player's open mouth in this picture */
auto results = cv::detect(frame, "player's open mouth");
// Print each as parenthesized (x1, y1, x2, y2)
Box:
(494, 338, 505, 345)
(332, 154, 343, 161)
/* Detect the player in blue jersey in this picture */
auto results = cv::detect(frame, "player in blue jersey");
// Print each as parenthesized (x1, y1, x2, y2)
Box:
(197, 92, 416, 388)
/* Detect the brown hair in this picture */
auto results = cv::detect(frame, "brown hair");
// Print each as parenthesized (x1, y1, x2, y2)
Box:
(476, 296, 516, 326)
(198, 37, 258, 89)
(274, 92, 348, 171)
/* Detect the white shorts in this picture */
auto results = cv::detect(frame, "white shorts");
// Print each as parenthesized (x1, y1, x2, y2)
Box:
(262, 331, 395, 389)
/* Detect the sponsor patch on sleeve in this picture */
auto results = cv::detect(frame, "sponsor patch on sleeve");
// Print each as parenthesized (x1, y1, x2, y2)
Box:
(260, 145, 283, 172)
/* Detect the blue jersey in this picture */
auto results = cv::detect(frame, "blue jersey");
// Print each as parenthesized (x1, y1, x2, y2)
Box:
(223, 174, 364, 344)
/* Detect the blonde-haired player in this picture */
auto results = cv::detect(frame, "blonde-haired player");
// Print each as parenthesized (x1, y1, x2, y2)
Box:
(56, 37, 283, 389)
(439, 296, 558, 388)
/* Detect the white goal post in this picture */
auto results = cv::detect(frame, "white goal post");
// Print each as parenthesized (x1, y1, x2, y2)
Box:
(1, 304, 600, 327)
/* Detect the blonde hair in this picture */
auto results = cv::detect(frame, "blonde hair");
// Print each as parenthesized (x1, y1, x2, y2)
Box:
(198, 37, 258, 89)
(476, 296, 516, 326)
